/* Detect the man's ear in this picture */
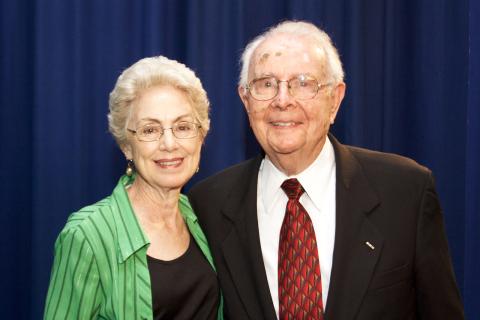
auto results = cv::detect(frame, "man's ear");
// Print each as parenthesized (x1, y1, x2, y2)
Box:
(238, 85, 251, 113)
(329, 82, 346, 124)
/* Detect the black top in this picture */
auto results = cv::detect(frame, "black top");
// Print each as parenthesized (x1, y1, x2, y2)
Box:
(147, 235, 219, 320)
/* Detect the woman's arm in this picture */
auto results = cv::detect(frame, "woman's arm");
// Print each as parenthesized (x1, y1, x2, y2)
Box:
(44, 226, 103, 319)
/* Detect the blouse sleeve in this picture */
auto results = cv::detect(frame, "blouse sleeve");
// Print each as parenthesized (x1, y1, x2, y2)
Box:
(44, 226, 103, 319)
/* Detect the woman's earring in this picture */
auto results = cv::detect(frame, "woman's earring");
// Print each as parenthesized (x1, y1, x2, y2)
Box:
(195, 166, 199, 173)
(126, 159, 134, 176)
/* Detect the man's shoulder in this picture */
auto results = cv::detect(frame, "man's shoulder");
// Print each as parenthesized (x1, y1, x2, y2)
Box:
(350, 145, 428, 170)
(343, 144, 432, 184)
(192, 156, 261, 192)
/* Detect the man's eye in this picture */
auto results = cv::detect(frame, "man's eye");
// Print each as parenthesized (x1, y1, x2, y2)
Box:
(295, 78, 315, 89)
(257, 78, 275, 88)
(299, 80, 308, 87)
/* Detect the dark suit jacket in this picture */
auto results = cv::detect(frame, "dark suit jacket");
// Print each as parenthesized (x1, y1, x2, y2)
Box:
(188, 135, 464, 320)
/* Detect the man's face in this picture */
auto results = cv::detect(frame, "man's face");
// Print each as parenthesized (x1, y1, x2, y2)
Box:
(239, 34, 345, 174)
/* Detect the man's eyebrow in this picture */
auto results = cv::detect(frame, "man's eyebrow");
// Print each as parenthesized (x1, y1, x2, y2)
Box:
(255, 72, 275, 78)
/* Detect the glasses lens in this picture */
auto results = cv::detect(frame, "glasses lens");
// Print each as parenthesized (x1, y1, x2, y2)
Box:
(137, 124, 161, 141)
(290, 75, 319, 100)
(250, 77, 278, 101)
(173, 122, 198, 139)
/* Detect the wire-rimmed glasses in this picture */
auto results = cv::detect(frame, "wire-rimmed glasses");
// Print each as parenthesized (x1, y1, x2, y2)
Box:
(127, 121, 202, 141)
(245, 74, 332, 101)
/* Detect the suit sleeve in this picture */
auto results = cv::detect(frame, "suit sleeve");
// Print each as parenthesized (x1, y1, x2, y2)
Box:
(415, 172, 464, 319)
(44, 227, 103, 319)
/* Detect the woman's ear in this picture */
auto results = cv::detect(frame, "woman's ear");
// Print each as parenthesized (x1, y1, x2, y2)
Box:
(121, 142, 133, 160)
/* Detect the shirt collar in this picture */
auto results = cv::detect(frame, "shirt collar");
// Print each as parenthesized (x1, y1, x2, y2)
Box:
(297, 137, 335, 210)
(260, 136, 336, 212)
(113, 174, 150, 263)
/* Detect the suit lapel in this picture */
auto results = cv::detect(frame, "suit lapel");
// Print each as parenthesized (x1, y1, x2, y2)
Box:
(325, 136, 383, 320)
(220, 155, 277, 320)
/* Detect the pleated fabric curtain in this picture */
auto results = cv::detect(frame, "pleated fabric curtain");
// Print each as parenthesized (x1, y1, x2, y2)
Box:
(1, 0, 478, 318)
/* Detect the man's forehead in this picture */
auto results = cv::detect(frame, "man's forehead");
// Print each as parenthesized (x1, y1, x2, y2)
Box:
(249, 35, 324, 75)
(255, 35, 306, 55)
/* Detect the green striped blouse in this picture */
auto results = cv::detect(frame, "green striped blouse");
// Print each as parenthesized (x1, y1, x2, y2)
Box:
(44, 174, 223, 320)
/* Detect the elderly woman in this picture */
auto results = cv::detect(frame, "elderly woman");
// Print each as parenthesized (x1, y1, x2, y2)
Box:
(44, 56, 223, 319)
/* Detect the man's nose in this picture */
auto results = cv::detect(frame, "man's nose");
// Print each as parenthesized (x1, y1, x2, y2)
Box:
(272, 81, 295, 110)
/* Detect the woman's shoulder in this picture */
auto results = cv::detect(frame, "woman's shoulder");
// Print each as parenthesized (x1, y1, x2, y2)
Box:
(65, 195, 114, 225)
(51, 194, 125, 289)
(59, 195, 120, 246)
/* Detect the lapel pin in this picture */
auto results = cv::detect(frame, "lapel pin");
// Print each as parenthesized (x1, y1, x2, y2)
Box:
(365, 241, 375, 250)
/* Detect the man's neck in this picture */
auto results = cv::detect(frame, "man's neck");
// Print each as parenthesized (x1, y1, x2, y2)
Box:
(267, 139, 326, 176)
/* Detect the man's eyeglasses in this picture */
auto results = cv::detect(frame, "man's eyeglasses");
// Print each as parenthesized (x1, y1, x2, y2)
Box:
(245, 74, 332, 101)
(127, 121, 202, 141)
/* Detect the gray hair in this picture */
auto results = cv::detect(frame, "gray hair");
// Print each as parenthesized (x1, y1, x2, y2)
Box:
(238, 20, 344, 87)
(108, 56, 210, 148)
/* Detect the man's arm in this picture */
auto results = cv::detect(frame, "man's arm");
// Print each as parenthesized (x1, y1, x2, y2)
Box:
(415, 172, 464, 318)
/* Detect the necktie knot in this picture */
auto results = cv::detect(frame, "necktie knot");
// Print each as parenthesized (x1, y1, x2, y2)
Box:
(281, 178, 304, 201)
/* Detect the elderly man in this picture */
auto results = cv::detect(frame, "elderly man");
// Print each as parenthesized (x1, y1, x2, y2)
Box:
(189, 21, 464, 319)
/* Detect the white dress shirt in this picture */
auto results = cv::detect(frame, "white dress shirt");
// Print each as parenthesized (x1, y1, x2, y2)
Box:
(257, 137, 336, 318)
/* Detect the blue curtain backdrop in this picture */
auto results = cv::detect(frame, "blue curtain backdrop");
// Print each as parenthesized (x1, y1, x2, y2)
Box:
(1, 0, 479, 318)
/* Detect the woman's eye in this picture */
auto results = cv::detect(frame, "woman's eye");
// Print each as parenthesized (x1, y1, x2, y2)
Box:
(176, 123, 192, 131)
(142, 127, 159, 135)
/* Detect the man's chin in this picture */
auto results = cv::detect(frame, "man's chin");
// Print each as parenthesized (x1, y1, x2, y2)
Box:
(268, 143, 304, 156)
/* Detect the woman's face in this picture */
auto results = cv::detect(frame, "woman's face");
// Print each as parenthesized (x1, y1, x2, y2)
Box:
(123, 85, 203, 191)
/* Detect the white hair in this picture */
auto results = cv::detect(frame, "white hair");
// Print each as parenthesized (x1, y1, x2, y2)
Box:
(238, 20, 344, 87)
(108, 56, 210, 148)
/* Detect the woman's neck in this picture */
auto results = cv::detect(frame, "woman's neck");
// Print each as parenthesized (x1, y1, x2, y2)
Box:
(127, 177, 182, 226)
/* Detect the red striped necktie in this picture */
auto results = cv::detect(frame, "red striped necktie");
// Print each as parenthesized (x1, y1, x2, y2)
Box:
(278, 178, 324, 319)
